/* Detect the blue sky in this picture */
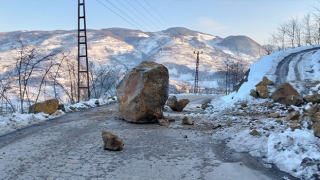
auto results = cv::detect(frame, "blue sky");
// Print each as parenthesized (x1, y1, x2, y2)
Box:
(0, 0, 317, 43)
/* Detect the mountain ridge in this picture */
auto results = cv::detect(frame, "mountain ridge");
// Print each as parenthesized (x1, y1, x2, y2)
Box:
(0, 27, 268, 92)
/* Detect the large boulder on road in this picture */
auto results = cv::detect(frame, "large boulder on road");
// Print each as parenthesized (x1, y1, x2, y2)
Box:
(116, 61, 169, 123)
(271, 83, 303, 106)
(28, 99, 59, 115)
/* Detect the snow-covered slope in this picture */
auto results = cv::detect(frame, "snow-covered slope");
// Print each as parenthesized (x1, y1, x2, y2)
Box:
(207, 45, 320, 179)
(0, 27, 267, 92)
(218, 35, 266, 57)
(224, 45, 320, 102)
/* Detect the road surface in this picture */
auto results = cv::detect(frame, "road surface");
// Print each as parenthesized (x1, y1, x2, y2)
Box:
(0, 95, 297, 180)
(275, 46, 320, 95)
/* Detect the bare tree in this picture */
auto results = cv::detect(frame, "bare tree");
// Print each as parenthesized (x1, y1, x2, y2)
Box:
(286, 16, 299, 48)
(312, 20, 320, 44)
(35, 60, 55, 103)
(278, 23, 287, 50)
(269, 32, 281, 52)
(89, 61, 129, 99)
(0, 79, 16, 114)
(302, 13, 313, 45)
(295, 22, 302, 47)
(14, 41, 57, 113)
(50, 51, 70, 99)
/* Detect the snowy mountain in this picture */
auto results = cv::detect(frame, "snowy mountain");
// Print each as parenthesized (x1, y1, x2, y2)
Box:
(0, 27, 267, 92)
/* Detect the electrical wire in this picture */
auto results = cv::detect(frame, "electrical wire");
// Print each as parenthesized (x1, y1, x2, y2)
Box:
(124, 0, 163, 31)
(96, 0, 142, 31)
(105, 0, 149, 32)
(134, 0, 167, 30)
(143, 0, 184, 37)
(116, 0, 156, 32)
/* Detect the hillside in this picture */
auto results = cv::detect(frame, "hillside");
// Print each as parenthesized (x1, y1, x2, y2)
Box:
(0, 27, 267, 93)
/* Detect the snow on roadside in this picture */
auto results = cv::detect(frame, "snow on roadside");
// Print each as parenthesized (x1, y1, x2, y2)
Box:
(227, 126, 320, 179)
(0, 111, 64, 136)
(0, 97, 117, 136)
(224, 45, 320, 103)
(207, 94, 320, 179)
(206, 45, 320, 179)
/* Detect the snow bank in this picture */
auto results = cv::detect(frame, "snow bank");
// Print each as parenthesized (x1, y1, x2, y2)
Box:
(228, 127, 320, 179)
(223, 45, 320, 103)
(0, 112, 62, 136)
(267, 129, 320, 179)
(206, 45, 320, 179)
(0, 97, 117, 136)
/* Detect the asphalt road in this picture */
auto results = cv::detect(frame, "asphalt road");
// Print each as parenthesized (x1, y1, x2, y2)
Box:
(0, 95, 298, 180)
(275, 47, 320, 95)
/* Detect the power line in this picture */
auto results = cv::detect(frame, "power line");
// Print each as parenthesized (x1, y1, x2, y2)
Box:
(116, 0, 156, 32)
(104, 0, 149, 32)
(134, 0, 167, 30)
(96, 0, 142, 31)
(125, 0, 163, 31)
(143, 0, 183, 36)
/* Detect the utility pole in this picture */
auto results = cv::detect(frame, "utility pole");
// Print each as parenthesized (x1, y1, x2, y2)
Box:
(193, 50, 203, 94)
(78, 0, 90, 102)
(226, 63, 228, 95)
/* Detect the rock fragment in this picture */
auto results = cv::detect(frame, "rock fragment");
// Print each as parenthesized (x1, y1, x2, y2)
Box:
(250, 89, 258, 98)
(250, 129, 262, 136)
(284, 111, 300, 121)
(313, 122, 320, 137)
(256, 85, 269, 99)
(158, 119, 169, 127)
(268, 113, 280, 118)
(272, 83, 303, 106)
(167, 96, 190, 112)
(201, 104, 210, 110)
(102, 130, 124, 151)
(255, 76, 274, 87)
(289, 123, 302, 131)
(241, 103, 247, 108)
(303, 94, 320, 104)
(182, 116, 194, 125)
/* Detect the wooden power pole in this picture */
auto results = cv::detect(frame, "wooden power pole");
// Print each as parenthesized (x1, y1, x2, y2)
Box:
(193, 50, 203, 94)
(78, 0, 90, 102)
